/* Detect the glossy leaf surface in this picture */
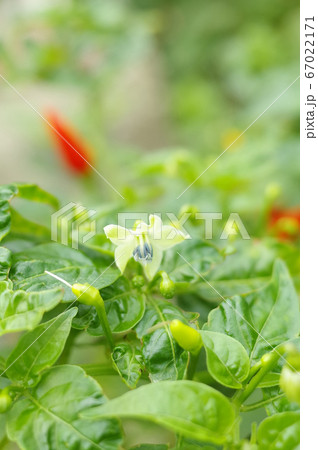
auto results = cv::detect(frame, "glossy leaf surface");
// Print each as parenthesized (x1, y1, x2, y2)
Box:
(7, 365, 123, 450)
(204, 260, 299, 364)
(135, 299, 196, 381)
(10, 243, 119, 301)
(257, 412, 300, 450)
(84, 380, 235, 444)
(6, 308, 77, 385)
(112, 343, 143, 389)
(200, 330, 250, 388)
(0, 280, 63, 336)
(0, 247, 11, 280)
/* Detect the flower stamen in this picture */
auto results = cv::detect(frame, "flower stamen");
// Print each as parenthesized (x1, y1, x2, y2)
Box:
(133, 234, 153, 264)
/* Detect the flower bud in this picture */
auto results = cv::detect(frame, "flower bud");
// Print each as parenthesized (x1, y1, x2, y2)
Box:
(170, 319, 202, 354)
(178, 204, 199, 224)
(159, 273, 175, 299)
(280, 366, 300, 404)
(72, 283, 102, 306)
(0, 391, 12, 413)
(132, 275, 145, 288)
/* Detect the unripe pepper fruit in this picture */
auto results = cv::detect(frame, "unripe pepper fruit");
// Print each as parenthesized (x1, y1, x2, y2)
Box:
(0, 390, 12, 413)
(279, 349, 300, 404)
(280, 366, 300, 404)
(170, 319, 202, 354)
(72, 283, 102, 306)
(159, 272, 175, 299)
(72, 283, 114, 349)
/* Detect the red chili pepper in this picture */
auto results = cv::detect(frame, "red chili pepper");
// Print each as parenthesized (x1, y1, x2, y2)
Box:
(45, 111, 94, 175)
(268, 207, 300, 241)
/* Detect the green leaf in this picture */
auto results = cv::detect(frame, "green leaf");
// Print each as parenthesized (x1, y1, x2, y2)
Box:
(15, 183, 59, 209)
(7, 365, 123, 450)
(129, 446, 168, 450)
(93, 278, 145, 334)
(258, 372, 281, 388)
(163, 240, 223, 284)
(84, 380, 235, 444)
(173, 439, 217, 449)
(204, 260, 299, 364)
(0, 247, 11, 280)
(135, 299, 195, 381)
(6, 308, 77, 385)
(0, 280, 63, 336)
(10, 208, 51, 239)
(257, 412, 300, 450)
(112, 343, 143, 389)
(79, 233, 114, 268)
(0, 185, 18, 241)
(193, 277, 270, 305)
(0, 184, 59, 242)
(191, 240, 297, 305)
(207, 240, 276, 283)
(0, 199, 11, 242)
(199, 330, 250, 389)
(262, 386, 299, 415)
(10, 243, 120, 301)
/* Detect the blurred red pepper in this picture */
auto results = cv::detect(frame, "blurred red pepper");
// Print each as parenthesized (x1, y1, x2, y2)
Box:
(268, 207, 300, 241)
(45, 110, 94, 175)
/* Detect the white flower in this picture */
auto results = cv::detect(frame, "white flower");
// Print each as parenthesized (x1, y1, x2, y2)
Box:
(104, 214, 189, 280)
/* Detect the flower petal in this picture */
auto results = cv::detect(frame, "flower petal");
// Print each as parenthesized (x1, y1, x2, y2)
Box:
(104, 224, 134, 246)
(148, 214, 163, 239)
(143, 248, 163, 280)
(114, 241, 135, 274)
(154, 225, 189, 250)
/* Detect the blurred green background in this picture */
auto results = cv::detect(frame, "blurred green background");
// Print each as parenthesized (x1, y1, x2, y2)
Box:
(0, 0, 299, 218)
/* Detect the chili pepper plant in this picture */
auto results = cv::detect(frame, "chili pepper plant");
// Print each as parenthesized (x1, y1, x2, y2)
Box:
(0, 183, 300, 449)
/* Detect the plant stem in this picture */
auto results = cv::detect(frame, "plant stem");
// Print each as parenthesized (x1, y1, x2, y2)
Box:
(235, 345, 287, 405)
(95, 299, 114, 350)
(246, 360, 262, 382)
(250, 422, 257, 444)
(79, 363, 150, 379)
(240, 393, 285, 412)
(186, 351, 199, 380)
(175, 434, 183, 449)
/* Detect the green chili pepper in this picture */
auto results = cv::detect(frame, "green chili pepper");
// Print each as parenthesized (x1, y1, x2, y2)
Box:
(72, 283, 114, 350)
(159, 272, 175, 299)
(72, 283, 102, 306)
(0, 389, 12, 413)
(170, 319, 202, 354)
(280, 366, 300, 404)
(279, 348, 300, 404)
